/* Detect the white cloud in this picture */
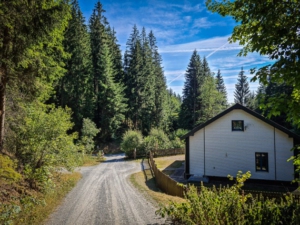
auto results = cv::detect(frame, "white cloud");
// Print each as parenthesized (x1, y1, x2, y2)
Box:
(159, 36, 243, 53)
(170, 3, 205, 13)
(184, 16, 192, 23)
(193, 17, 225, 29)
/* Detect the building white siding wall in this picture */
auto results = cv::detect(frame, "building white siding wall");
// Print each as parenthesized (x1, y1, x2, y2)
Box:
(189, 128, 204, 176)
(275, 128, 294, 181)
(189, 109, 295, 181)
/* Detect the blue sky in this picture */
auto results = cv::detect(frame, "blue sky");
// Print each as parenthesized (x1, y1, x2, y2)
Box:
(78, 0, 273, 103)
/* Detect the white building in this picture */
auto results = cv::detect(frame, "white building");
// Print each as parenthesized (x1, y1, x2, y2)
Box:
(182, 104, 300, 182)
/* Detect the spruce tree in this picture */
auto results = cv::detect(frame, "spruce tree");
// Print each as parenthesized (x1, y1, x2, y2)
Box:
(89, 1, 127, 141)
(55, 0, 93, 132)
(97, 44, 127, 141)
(215, 69, 228, 107)
(149, 30, 168, 130)
(179, 50, 203, 129)
(234, 67, 250, 106)
(123, 27, 143, 130)
(140, 28, 155, 133)
(124, 26, 167, 134)
(89, 1, 108, 127)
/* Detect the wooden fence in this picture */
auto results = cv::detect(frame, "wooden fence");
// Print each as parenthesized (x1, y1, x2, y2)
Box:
(148, 151, 185, 198)
(151, 148, 184, 157)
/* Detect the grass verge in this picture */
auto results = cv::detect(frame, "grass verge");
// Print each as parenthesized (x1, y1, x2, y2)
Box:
(154, 155, 184, 170)
(15, 172, 81, 225)
(81, 154, 105, 167)
(129, 163, 184, 207)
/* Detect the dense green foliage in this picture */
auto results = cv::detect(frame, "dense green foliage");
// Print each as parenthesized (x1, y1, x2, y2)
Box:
(0, 0, 71, 154)
(179, 50, 228, 129)
(0, 155, 21, 182)
(123, 26, 171, 134)
(13, 104, 79, 190)
(158, 171, 300, 224)
(143, 128, 172, 152)
(55, 0, 94, 132)
(79, 118, 99, 154)
(120, 130, 144, 158)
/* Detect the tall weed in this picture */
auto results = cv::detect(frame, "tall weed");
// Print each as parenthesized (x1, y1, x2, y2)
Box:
(157, 171, 300, 224)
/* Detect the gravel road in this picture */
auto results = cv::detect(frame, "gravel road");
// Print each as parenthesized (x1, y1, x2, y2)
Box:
(45, 153, 164, 225)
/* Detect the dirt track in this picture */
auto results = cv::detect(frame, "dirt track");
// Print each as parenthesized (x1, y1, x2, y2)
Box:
(45, 153, 164, 225)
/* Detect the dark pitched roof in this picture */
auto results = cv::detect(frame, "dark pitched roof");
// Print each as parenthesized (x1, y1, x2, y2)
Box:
(181, 103, 300, 141)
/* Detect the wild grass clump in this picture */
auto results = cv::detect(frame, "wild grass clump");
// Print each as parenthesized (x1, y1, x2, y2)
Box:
(157, 171, 300, 225)
(0, 172, 81, 225)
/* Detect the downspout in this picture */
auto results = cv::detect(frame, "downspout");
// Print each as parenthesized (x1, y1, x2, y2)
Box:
(204, 127, 206, 176)
(185, 137, 190, 179)
(274, 127, 277, 180)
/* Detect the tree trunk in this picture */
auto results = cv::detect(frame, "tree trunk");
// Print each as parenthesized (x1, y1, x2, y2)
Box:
(0, 76, 7, 154)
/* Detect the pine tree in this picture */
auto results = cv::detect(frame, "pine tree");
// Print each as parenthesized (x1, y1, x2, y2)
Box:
(234, 67, 250, 106)
(179, 50, 203, 129)
(55, 0, 93, 132)
(215, 69, 228, 107)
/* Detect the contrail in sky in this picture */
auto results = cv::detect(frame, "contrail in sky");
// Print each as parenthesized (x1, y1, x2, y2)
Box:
(167, 41, 229, 86)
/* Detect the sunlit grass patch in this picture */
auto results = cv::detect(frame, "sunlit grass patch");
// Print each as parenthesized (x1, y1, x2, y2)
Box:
(129, 168, 185, 207)
(15, 172, 81, 225)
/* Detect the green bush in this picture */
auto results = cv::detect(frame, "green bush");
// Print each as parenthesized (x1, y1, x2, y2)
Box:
(0, 155, 21, 182)
(78, 118, 99, 154)
(143, 128, 171, 152)
(120, 130, 143, 158)
(10, 103, 80, 190)
(168, 129, 187, 149)
(157, 171, 300, 224)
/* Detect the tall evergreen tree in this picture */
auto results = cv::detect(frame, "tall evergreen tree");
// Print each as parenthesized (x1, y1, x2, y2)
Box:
(97, 44, 127, 141)
(0, 0, 70, 153)
(140, 27, 155, 133)
(107, 26, 123, 82)
(55, 0, 93, 132)
(89, 1, 108, 127)
(123, 27, 143, 130)
(234, 67, 250, 106)
(89, 1, 127, 141)
(149, 30, 167, 130)
(179, 50, 203, 130)
(123, 27, 167, 134)
(215, 69, 228, 107)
